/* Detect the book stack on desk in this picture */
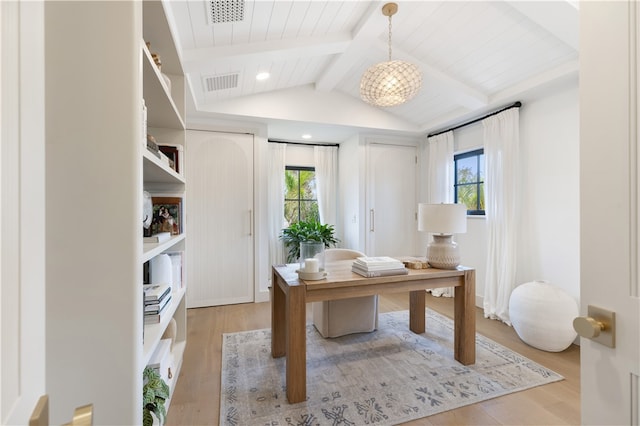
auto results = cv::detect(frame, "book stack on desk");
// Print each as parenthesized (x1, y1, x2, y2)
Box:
(352, 256, 409, 277)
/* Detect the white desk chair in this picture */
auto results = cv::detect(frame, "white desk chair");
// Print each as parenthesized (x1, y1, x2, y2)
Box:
(312, 248, 379, 338)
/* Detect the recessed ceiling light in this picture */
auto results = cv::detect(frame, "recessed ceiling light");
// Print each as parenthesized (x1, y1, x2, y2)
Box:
(302, 134, 312, 139)
(256, 72, 270, 81)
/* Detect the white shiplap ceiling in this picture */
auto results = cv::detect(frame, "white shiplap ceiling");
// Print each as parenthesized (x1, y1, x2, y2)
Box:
(164, 0, 579, 142)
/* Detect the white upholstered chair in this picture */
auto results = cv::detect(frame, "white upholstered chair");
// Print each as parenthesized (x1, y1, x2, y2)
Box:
(312, 248, 379, 338)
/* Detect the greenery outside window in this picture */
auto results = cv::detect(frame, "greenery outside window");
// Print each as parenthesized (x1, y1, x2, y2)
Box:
(285, 166, 319, 224)
(454, 149, 485, 215)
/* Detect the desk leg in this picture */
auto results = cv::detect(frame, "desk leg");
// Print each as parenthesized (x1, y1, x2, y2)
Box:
(286, 284, 306, 403)
(454, 269, 476, 365)
(409, 290, 426, 333)
(271, 270, 286, 358)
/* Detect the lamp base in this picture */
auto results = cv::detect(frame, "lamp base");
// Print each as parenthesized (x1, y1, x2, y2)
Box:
(426, 234, 460, 269)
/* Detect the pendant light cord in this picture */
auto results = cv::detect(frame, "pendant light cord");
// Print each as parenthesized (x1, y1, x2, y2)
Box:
(388, 14, 393, 61)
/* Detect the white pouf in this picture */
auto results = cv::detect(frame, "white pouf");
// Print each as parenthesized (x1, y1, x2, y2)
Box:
(509, 280, 578, 352)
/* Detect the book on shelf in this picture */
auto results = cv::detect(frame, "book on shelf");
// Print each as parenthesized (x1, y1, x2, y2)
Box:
(144, 296, 172, 325)
(158, 144, 183, 174)
(143, 232, 171, 244)
(145, 293, 172, 314)
(144, 314, 161, 325)
(351, 263, 408, 278)
(143, 283, 171, 303)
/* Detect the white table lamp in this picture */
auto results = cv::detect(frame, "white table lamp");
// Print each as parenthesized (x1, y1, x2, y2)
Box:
(418, 203, 467, 269)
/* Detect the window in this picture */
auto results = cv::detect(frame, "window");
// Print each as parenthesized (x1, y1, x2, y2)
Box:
(284, 166, 319, 224)
(454, 149, 484, 215)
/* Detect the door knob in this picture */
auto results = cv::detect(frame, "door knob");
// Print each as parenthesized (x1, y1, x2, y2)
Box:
(30, 396, 93, 426)
(573, 305, 615, 348)
(573, 316, 604, 338)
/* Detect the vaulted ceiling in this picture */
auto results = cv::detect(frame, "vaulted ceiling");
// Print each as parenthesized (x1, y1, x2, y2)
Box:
(165, 0, 579, 142)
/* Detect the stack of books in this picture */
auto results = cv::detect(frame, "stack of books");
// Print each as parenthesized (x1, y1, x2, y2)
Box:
(352, 256, 409, 277)
(143, 231, 171, 244)
(143, 283, 172, 324)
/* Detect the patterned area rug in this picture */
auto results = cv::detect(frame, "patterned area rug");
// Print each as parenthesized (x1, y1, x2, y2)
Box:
(220, 309, 563, 425)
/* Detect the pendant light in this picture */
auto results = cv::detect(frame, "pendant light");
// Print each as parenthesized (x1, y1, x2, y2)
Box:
(360, 3, 422, 107)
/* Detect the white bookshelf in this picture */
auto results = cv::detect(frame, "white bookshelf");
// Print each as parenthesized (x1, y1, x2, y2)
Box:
(142, 0, 187, 420)
(45, 2, 187, 423)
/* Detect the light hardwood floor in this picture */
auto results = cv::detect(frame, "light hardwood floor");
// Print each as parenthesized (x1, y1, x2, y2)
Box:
(165, 293, 580, 425)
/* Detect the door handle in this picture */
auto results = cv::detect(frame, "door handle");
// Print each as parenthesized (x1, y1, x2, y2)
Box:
(573, 305, 615, 348)
(30, 395, 93, 426)
(29, 395, 49, 426)
(249, 209, 253, 236)
(370, 209, 375, 232)
(64, 404, 93, 426)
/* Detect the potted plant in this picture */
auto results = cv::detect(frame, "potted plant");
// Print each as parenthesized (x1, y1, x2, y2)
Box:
(143, 366, 170, 426)
(280, 220, 339, 263)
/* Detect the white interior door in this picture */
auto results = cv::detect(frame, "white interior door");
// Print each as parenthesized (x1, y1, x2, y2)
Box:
(580, 2, 640, 424)
(1, 1, 46, 423)
(366, 143, 417, 257)
(185, 131, 254, 307)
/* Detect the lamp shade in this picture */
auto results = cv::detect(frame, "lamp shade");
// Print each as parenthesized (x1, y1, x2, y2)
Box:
(418, 203, 467, 234)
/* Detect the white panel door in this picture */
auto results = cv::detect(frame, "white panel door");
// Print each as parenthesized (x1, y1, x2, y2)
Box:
(1, 1, 46, 423)
(580, 2, 640, 424)
(366, 143, 417, 257)
(185, 131, 254, 307)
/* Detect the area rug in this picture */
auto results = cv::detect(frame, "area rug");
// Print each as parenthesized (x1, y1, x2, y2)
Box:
(220, 309, 563, 425)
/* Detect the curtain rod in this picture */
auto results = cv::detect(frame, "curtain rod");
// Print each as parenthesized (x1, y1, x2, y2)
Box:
(268, 139, 339, 148)
(428, 101, 522, 138)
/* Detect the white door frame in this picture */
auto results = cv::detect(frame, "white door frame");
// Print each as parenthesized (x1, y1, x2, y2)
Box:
(1, 0, 46, 423)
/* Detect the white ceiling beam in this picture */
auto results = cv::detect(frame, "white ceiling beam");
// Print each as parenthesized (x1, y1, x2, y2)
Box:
(504, 0, 579, 50)
(180, 32, 352, 73)
(315, 2, 386, 91)
(490, 59, 578, 103)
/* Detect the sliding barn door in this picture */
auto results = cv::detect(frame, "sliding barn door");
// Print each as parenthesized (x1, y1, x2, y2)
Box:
(366, 143, 417, 257)
(185, 131, 254, 307)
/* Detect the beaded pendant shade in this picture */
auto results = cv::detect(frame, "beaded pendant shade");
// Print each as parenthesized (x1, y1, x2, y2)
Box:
(360, 3, 422, 107)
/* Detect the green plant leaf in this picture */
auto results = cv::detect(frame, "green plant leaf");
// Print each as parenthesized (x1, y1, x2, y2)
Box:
(143, 366, 170, 425)
(280, 220, 339, 263)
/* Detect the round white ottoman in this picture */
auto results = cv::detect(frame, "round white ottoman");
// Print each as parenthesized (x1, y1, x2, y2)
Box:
(509, 280, 578, 352)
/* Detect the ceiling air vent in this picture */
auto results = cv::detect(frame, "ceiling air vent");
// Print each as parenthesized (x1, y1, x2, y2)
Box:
(208, 0, 245, 24)
(203, 73, 239, 92)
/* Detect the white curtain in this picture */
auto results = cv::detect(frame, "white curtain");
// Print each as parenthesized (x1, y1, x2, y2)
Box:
(483, 108, 519, 324)
(267, 143, 287, 270)
(427, 131, 455, 297)
(314, 145, 338, 227)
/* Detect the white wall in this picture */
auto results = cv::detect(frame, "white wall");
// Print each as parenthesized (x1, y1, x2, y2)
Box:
(285, 143, 314, 168)
(517, 85, 580, 301)
(455, 81, 580, 306)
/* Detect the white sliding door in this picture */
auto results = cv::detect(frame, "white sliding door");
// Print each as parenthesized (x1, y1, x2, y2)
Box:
(186, 131, 254, 307)
(366, 143, 417, 257)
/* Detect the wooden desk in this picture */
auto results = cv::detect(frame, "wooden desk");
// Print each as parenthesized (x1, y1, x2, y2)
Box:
(271, 260, 476, 404)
